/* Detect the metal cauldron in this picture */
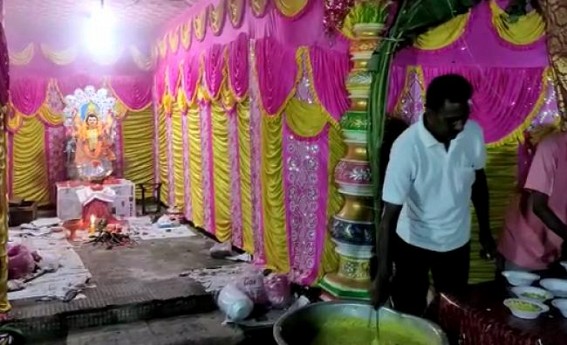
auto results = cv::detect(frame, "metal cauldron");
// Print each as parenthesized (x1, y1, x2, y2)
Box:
(273, 301, 449, 345)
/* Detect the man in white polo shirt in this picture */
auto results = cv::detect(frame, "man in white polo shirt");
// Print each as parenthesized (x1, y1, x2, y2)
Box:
(370, 74, 496, 316)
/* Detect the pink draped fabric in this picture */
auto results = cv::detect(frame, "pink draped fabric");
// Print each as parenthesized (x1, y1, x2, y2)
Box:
(227, 108, 244, 248)
(421, 67, 545, 143)
(114, 122, 124, 178)
(10, 77, 48, 115)
(308, 46, 350, 120)
(199, 101, 216, 234)
(394, 2, 547, 68)
(204, 44, 225, 98)
(282, 72, 329, 285)
(167, 63, 181, 97)
(254, 37, 298, 115)
(152, 95, 161, 185)
(108, 75, 153, 110)
(283, 123, 329, 285)
(181, 55, 201, 101)
(154, 68, 166, 100)
(56, 75, 104, 96)
(387, 65, 406, 114)
(249, 72, 266, 264)
(227, 33, 249, 99)
(44, 126, 66, 203)
(181, 113, 193, 221)
(0, 15, 9, 106)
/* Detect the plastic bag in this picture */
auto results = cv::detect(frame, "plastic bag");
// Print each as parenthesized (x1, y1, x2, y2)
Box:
(237, 266, 268, 304)
(264, 273, 292, 309)
(7, 244, 36, 280)
(217, 283, 254, 322)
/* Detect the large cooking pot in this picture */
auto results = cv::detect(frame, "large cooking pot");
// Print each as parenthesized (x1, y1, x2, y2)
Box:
(273, 301, 449, 345)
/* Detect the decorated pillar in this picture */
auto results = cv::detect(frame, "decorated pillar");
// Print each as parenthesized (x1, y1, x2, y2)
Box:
(320, 1, 388, 300)
(0, 0, 11, 313)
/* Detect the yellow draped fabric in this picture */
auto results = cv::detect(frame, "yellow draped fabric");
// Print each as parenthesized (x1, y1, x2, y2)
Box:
(285, 98, 334, 137)
(261, 114, 289, 272)
(122, 108, 155, 199)
(172, 106, 185, 208)
(158, 107, 169, 204)
(40, 44, 77, 65)
(211, 103, 232, 242)
(414, 12, 470, 50)
(319, 124, 345, 278)
(9, 43, 34, 66)
(250, 0, 268, 17)
(227, 0, 245, 27)
(469, 143, 518, 283)
(0, 110, 11, 313)
(187, 105, 205, 228)
(168, 28, 180, 54)
(194, 10, 207, 41)
(274, 0, 308, 17)
(12, 117, 49, 204)
(489, 0, 545, 46)
(209, 0, 226, 35)
(181, 20, 192, 50)
(236, 99, 254, 253)
(8, 43, 151, 69)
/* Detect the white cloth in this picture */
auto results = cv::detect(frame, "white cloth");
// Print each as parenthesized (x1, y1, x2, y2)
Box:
(382, 118, 486, 252)
(76, 186, 116, 206)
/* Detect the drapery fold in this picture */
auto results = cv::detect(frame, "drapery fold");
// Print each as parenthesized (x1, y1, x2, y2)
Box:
(204, 44, 226, 98)
(254, 37, 298, 116)
(188, 105, 205, 228)
(421, 66, 547, 144)
(227, 33, 249, 100)
(307, 47, 350, 120)
(107, 76, 153, 111)
(10, 77, 48, 115)
(181, 55, 201, 102)
(211, 102, 232, 242)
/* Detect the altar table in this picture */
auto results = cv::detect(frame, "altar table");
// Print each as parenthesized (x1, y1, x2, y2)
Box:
(435, 280, 567, 345)
(56, 179, 136, 221)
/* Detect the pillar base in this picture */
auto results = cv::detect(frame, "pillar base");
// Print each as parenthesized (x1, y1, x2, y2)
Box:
(319, 273, 371, 300)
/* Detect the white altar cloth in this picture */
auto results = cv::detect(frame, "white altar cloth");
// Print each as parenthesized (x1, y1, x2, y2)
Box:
(56, 179, 136, 221)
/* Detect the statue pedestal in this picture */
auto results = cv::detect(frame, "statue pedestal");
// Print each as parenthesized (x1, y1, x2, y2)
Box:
(56, 179, 136, 221)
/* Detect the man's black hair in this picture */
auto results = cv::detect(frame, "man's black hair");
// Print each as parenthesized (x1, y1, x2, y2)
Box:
(425, 74, 473, 112)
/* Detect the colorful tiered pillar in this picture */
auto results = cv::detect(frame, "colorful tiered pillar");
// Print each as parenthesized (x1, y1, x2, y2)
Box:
(321, 20, 385, 300)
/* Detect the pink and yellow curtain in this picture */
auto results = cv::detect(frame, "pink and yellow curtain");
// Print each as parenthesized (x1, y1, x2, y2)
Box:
(6, 75, 154, 204)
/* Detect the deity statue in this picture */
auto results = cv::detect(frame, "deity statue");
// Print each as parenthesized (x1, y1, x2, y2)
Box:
(73, 102, 115, 166)
(63, 87, 117, 181)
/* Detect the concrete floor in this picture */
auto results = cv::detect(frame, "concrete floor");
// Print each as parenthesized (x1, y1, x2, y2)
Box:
(8, 228, 248, 343)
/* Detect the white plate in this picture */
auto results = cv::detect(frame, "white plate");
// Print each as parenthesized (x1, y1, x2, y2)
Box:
(502, 270, 540, 286)
(511, 286, 553, 303)
(552, 299, 567, 318)
(504, 298, 549, 319)
(540, 279, 567, 298)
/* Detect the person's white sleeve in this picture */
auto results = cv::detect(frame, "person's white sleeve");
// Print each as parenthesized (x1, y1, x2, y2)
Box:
(382, 140, 413, 205)
(470, 121, 486, 170)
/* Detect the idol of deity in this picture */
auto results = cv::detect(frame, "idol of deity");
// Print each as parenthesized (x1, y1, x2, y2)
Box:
(72, 102, 116, 167)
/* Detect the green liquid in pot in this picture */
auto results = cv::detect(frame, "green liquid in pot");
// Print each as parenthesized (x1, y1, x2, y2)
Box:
(310, 317, 430, 345)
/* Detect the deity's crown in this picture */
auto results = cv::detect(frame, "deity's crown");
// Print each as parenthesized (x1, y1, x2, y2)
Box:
(87, 102, 98, 115)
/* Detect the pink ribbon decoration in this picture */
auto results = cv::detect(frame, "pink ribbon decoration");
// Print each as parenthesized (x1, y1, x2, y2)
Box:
(56, 75, 103, 97)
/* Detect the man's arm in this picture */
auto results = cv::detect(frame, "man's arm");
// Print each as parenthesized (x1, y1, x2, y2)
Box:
(531, 191, 567, 241)
(471, 169, 493, 245)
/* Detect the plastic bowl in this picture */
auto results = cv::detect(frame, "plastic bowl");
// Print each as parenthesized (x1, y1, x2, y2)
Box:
(540, 279, 567, 298)
(504, 298, 549, 319)
(501, 271, 540, 286)
(551, 299, 567, 318)
(511, 286, 553, 303)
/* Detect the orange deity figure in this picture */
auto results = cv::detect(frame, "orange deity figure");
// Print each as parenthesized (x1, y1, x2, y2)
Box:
(73, 102, 116, 166)
(64, 87, 118, 181)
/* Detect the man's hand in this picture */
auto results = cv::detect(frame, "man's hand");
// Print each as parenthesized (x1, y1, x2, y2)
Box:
(479, 231, 497, 261)
(370, 264, 392, 309)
